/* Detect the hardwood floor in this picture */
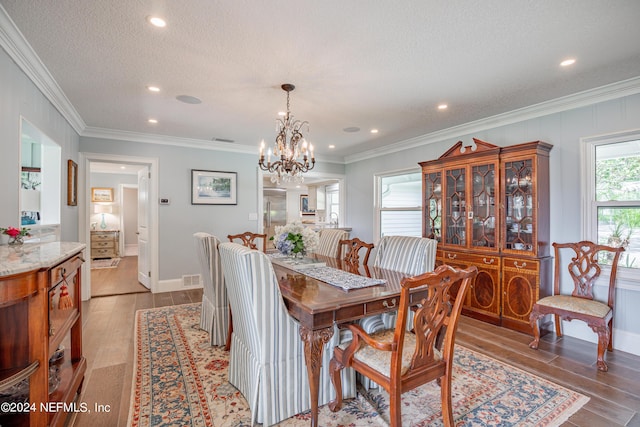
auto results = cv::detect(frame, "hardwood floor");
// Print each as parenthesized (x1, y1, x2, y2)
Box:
(91, 256, 150, 297)
(71, 290, 640, 427)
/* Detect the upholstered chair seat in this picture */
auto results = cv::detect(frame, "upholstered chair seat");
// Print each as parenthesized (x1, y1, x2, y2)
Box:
(535, 295, 611, 318)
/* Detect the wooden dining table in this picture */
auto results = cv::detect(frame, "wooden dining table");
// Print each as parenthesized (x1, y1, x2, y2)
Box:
(271, 255, 427, 427)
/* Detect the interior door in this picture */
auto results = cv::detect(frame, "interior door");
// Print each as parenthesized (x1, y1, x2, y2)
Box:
(137, 166, 150, 288)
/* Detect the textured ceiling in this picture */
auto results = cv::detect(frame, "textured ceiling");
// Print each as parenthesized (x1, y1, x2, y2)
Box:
(2, 0, 640, 161)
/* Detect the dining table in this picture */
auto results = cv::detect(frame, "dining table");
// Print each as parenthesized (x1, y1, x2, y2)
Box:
(271, 254, 428, 427)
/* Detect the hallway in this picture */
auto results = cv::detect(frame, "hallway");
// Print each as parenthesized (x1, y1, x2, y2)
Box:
(91, 256, 149, 297)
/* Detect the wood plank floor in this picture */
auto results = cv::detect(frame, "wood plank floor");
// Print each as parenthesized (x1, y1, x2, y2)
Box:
(71, 290, 640, 427)
(90, 256, 150, 297)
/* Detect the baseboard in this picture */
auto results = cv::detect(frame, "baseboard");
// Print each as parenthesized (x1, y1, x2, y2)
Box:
(561, 320, 640, 356)
(157, 278, 203, 293)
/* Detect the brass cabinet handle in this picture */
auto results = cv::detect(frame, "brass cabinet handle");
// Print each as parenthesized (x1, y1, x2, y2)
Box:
(447, 253, 457, 260)
(383, 298, 397, 309)
(483, 257, 495, 264)
(514, 261, 527, 269)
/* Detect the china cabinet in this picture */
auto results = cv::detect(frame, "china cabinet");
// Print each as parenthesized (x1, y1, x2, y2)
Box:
(420, 139, 552, 334)
(0, 242, 86, 426)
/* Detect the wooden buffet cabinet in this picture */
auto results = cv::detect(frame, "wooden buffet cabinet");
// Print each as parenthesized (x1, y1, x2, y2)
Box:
(420, 139, 553, 334)
(0, 242, 86, 427)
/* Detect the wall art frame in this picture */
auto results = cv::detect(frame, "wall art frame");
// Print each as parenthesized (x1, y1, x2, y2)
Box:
(191, 169, 237, 205)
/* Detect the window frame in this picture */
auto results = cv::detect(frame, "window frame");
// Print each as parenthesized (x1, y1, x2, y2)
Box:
(581, 129, 640, 289)
(374, 167, 423, 242)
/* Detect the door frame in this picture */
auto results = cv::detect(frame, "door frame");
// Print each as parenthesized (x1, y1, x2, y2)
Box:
(78, 152, 159, 299)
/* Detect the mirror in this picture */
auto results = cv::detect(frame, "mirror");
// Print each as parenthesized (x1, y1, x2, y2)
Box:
(20, 118, 61, 228)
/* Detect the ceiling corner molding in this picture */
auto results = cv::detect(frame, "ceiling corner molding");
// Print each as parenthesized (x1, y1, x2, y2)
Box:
(0, 5, 86, 135)
(344, 76, 640, 164)
(81, 127, 257, 154)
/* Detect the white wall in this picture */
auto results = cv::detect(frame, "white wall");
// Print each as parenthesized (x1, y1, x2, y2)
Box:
(0, 47, 80, 242)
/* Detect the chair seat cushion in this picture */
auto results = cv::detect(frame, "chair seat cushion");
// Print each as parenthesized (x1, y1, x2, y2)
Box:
(536, 295, 611, 318)
(341, 329, 441, 377)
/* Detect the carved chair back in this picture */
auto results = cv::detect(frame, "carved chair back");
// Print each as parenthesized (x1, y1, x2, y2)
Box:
(337, 237, 374, 267)
(227, 231, 267, 252)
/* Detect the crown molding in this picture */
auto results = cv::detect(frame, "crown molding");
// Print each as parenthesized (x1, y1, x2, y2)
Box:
(0, 5, 86, 134)
(344, 76, 640, 164)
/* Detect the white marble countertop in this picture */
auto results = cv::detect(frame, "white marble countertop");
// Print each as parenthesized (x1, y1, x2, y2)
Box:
(0, 242, 86, 277)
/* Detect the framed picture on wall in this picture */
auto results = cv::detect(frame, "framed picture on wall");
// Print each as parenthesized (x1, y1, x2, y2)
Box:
(91, 187, 114, 202)
(191, 170, 237, 205)
(67, 160, 78, 206)
(300, 194, 314, 215)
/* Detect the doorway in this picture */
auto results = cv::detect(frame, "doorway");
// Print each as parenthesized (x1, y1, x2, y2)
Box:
(88, 162, 148, 297)
(79, 153, 159, 300)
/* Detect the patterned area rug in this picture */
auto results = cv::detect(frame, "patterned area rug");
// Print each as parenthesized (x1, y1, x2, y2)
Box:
(128, 303, 589, 427)
(91, 257, 121, 269)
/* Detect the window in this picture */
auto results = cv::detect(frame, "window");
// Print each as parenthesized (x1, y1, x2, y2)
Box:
(583, 132, 640, 275)
(375, 170, 422, 239)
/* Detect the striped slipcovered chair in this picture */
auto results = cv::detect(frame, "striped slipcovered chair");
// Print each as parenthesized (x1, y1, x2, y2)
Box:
(315, 228, 350, 257)
(357, 235, 438, 389)
(218, 242, 356, 426)
(193, 232, 229, 346)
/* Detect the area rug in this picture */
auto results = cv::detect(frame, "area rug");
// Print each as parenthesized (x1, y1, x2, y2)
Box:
(91, 257, 121, 269)
(128, 303, 589, 427)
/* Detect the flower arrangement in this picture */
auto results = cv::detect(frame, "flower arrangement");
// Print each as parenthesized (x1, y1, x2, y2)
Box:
(1, 226, 31, 245)
(272, 221, 318, 257)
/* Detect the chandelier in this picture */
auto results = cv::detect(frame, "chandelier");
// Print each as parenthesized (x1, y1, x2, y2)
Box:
(259, 83, 315, 184)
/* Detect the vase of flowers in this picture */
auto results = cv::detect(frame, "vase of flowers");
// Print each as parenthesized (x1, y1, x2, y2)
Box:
(1, 227, 31, 246)
(272, 221, 319, 258)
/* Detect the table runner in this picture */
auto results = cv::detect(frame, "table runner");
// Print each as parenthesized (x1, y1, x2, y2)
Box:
(296, 265, 386, 290)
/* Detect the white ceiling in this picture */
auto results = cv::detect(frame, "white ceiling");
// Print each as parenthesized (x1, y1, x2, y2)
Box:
(2, 1, 640, 162)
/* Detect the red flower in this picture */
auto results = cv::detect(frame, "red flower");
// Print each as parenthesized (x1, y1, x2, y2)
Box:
(5, 227, 20, 238)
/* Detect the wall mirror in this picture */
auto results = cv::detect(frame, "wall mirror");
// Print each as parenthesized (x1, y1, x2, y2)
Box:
(20, 118, 61, 230)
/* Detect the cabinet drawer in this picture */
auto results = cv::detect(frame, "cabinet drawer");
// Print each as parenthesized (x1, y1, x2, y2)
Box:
(91, 241, 115, 249)
(92, 248, 116, 258)
(365, 297, 400, 315)
(441, 251, 500, 269)
(50, 255, 83, 287)
(502, 257, 539, 273)
(92, 233, 115, 241)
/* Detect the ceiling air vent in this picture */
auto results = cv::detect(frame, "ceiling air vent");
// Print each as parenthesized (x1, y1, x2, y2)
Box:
(212, 137, 235, 143)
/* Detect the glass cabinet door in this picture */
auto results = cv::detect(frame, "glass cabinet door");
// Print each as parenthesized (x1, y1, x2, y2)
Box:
(424, 171, 442, 242)
(504, 158, 534, 252)
(471, 164, 497, 249)
(445, 167, 466, 246)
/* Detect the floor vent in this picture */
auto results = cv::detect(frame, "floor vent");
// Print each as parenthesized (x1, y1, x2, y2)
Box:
(182, 274, 201, 287)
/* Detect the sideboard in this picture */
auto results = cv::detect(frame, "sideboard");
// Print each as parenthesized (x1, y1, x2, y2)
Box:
(0, 242, 86, 427)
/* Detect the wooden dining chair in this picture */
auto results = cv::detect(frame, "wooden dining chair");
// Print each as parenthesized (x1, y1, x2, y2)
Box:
(529, 241, 624, 371)
(227, 231, 267, 252)
(337, 237, 374, 267)
(218, 242, 356, 425)
(193, 232, 229, 346)
(328, 264, 478, 427)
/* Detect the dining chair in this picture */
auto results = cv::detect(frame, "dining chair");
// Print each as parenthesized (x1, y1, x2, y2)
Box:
(218, 242, 356, 426)
(227, 231, 267, 252)
(529, 241, 624, 371)
(315, 228, 350, 257)
(358, 234, 438, 389)
(337, 237, 374, 267)
(328, 264, 478, 427)
(193, 232, 229, 346)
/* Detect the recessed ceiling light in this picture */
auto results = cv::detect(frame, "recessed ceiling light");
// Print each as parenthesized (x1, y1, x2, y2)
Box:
(329, 144, 335, 149)
(148, 118, 158, 124)
(147, 16, 166, 28)
(278, 111, 286, 116)
(370, 129, 379, 134)
(176, 95, 202, 104)
(438, 104, 448, 110)
(120, 166, 126, 170)
(147, 85, 160, 92)
(560, 58, 576, 67)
